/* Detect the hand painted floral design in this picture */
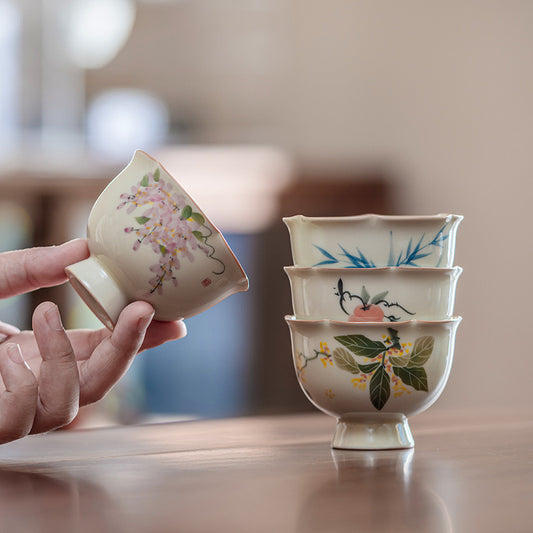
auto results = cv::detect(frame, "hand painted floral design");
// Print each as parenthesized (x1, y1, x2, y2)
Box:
(314, 223, 452, 267)
(334, 279, 415, 322)
(296, 328, 434, 410)
(117, 167, 225, 295)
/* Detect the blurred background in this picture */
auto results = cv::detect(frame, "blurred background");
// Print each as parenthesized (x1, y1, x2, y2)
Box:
(0, 0, 531, 427)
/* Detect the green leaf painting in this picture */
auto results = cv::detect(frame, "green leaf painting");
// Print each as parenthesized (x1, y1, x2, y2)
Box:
(191, 212, 205, 225)
(369, 366, 390, 410)
(135, 216, 151, 225)
(358, 362, 381, 373)
(334, 335, 388, 358)
(333, 347, 360, 374)
(361, 285, 370, 305)
(389, 353, 410, 367)
(370, 290, 389, 304)
(153, 167, 160, 182)
(407, 336, 434, 367)
(392, 366, 428, 392)
(140, 174, 149, 187)
(309, 332, 435, 411)
(181, 205, 193, 220)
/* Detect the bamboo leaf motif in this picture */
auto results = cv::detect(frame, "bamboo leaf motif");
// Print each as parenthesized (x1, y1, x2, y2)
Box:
(369, 366, 390, 410)
(312, 223, 452, 268)
(333, 348, 360, 374)
(393, 366, 428, 392)
(334, 335, 387, 358)
(338, 245, 375, 268)
(407, 336, 434, 367)
(314, 245, 339, 266)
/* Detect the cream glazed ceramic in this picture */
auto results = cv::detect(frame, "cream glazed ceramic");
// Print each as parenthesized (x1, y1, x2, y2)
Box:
(283, 213, 463, 268)
(285, 266, 462, 322)
(66, 150, 249, 328)
(285, 316, 462, 449)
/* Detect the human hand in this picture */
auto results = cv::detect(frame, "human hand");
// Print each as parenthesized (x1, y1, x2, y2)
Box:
(0, 239, 186, 444)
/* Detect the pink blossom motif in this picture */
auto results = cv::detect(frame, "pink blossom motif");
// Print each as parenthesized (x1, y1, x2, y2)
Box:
(117, 167, 225, 294)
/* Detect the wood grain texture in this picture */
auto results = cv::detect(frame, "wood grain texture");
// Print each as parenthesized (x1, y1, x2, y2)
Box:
(0, 409, 531, 532)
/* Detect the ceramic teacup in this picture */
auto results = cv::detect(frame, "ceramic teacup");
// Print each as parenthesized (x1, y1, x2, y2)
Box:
(285, 266, 462, 322)
(66, 150, 249, 328)
(283, 213, 463, 268)
(285, 316, 461, 449)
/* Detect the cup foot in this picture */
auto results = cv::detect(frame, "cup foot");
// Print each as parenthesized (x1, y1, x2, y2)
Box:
(331, 413, 415, 450)
(65, 256, 129, 330)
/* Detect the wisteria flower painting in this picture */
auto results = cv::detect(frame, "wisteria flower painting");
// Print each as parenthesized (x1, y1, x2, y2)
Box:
(117, 167, 225, 295)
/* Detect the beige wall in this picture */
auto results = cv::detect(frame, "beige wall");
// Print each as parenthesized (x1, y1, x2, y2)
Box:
(88, 0, 533, 411)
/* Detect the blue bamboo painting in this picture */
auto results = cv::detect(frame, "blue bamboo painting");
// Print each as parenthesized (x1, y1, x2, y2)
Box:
(313, 223, 450, 268)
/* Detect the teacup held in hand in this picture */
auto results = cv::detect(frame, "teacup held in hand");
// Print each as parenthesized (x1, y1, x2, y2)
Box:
(66, 150, 249, 329)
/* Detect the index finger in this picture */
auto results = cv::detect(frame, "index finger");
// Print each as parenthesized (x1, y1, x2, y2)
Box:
(0, 239, 89, 299)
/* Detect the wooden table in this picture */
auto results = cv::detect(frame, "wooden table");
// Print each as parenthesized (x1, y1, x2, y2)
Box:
(0, 409, 531, 532)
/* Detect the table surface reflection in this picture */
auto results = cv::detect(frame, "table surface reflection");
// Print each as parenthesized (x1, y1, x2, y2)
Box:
(0, 409, 530, 532)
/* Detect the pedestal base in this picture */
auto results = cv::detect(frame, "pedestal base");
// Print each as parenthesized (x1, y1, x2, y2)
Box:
(65, 256, 129, 330)
(331, 413, 415, 450)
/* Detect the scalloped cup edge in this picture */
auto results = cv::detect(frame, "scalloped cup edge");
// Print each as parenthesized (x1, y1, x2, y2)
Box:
(284, 265, 463, 274)
(284, 315, 463, 326)
(283, 213, 464, 224)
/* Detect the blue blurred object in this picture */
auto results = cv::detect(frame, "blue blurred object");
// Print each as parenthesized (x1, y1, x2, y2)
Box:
(140, 233, 259, 418)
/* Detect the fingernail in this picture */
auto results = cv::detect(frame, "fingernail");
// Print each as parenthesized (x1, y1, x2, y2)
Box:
(138, 312, 155, 332)
(0, 333, 7, 343)
(45, 304, 64, 331)
(6, 343, 25, 365)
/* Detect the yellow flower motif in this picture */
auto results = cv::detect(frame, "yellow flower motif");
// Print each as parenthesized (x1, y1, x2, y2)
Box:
(325, 389, 335, 399)
(321, 357, 333, 368)
(351, 376, 368, 390)
(393, 382, 407, 397)
(320, 342, 330, 354)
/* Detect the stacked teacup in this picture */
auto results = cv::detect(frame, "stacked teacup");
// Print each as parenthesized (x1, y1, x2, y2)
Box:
(283, 214, 463, 450)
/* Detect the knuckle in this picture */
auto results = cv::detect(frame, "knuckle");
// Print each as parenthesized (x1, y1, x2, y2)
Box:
(15, 374, 39, 395)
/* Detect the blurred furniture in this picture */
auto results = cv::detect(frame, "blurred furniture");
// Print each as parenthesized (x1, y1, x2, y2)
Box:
(252, 172, 396, 414)
(0, 408, 530, 532)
